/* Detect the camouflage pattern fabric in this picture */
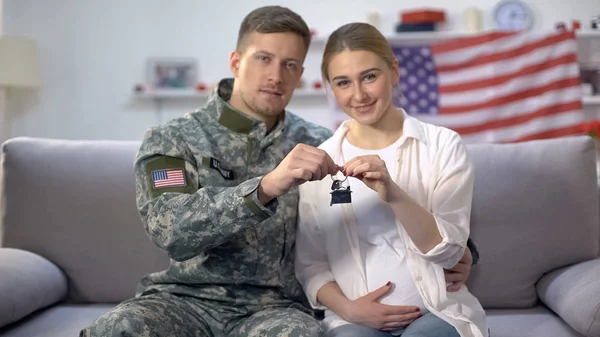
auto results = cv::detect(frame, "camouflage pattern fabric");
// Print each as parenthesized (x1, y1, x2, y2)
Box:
(80, 77, 332, 336)
(80, 291, 323, 337)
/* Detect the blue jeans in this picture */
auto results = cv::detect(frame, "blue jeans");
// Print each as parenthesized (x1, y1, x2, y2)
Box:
(326, 312, 460, 337)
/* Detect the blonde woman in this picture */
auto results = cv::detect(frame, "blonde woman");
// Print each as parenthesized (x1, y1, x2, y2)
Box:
(295, 22, 487, 337)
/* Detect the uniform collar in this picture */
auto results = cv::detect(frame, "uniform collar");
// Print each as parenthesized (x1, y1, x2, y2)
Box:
(204, 78, 287, 139)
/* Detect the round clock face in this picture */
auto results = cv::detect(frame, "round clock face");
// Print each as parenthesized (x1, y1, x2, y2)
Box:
(494, 1, 533, 31)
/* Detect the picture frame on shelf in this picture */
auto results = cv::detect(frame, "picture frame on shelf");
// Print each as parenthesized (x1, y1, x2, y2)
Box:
(146, 57, 198, 90)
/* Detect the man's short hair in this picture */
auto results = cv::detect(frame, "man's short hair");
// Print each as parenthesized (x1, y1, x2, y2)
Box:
(236, 6, 311, 54)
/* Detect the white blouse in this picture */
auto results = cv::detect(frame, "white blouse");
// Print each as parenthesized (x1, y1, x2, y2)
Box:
(294, 110, 488, 337)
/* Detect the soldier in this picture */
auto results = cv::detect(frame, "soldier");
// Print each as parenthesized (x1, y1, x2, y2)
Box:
(81, 5, 478, 337)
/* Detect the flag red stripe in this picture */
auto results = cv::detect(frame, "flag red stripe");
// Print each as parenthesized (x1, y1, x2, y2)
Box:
(450, 101, 583, 135)
(431, 31, 516, 53)
(155, 181, 185, 187)
(155, 179, 184, 183)
(511, 123, 586, 142)
(439, 53, 577, 93)
(434, 31, 575, 72)
(439, 77, 581, 114)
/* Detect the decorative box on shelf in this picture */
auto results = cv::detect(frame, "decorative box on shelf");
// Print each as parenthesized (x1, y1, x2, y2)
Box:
(400, 9, 446, 24)
(396, 8, 446, 33)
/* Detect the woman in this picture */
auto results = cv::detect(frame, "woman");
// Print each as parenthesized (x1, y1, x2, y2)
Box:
(294, 22, 488, 337)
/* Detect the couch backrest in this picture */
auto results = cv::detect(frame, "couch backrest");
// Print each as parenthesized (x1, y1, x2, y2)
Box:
(0, 137, 169, 303)
(464, 135, 599, 308)
(1, 136, 599, 308)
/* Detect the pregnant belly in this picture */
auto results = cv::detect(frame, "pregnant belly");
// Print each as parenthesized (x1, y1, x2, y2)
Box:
(365, 249, 426, 310)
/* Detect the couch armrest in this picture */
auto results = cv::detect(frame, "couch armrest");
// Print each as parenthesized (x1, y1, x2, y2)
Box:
(536, 258, 600, 337)
(0, 248, 68, 329)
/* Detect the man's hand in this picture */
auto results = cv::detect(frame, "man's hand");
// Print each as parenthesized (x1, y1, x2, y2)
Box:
(342, 282, 422, 331)
(258, 144, 339, 204)
(444, 247, 473, 292)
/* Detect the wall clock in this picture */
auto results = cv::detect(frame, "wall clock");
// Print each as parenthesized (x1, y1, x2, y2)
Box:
(493, 0, 534, 31)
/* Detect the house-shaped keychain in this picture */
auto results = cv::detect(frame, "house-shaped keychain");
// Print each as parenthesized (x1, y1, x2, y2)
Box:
(330, 179, 352, 206)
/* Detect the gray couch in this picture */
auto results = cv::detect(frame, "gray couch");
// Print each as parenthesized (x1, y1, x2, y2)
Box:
(0, 135, 599, 337)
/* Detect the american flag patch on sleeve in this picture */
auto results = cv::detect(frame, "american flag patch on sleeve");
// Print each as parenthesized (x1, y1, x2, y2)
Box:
(151, 169, 186, 189)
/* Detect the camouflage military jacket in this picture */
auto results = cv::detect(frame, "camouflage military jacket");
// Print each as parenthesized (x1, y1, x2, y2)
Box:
(133, 78, 332, 305)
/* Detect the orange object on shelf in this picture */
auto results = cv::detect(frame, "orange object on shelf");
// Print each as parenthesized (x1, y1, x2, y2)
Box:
(401, 9, 446, 23)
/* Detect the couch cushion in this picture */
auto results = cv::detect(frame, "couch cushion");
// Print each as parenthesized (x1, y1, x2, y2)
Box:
(465, 136, 599, 308)
(0, 305, 582, 337)
(536, 258, 600, 337)
(0, 304, 114, 337)
(0, 137, 170, 303)
(0, 248, 67, 329)
(486, 307, 584, 337)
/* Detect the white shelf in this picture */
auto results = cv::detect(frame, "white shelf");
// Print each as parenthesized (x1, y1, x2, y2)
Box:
(311, 30, 600, 45)
(294, 88, 327, 97)
(135, 89, 209, 99)
(576, 31, 600, 38)
(580, 62, 600, 69)
(311, 31, 477, 46)
(136, 30, 598, 103)
(583, 96, 600, 105)
(135, 88, 326, 100)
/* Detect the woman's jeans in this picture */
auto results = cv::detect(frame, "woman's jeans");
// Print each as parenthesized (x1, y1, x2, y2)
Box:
(325, 312, 460, 337)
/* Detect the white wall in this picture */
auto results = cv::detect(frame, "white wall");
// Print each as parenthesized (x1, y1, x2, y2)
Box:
(3, 0, 599, 140)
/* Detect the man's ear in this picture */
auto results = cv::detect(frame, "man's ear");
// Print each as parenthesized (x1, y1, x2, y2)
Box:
(230, 50, 241, 77)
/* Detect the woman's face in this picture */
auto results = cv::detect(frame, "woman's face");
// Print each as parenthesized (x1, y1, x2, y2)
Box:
(327, 50, 399, 126)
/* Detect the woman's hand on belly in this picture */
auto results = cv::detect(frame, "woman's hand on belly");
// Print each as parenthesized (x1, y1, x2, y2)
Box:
(346, 282, 423, 331)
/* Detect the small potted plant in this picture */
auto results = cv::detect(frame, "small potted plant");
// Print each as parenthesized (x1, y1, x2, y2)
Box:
(582, 120, 600, 184)
(582, 120, 600, 141)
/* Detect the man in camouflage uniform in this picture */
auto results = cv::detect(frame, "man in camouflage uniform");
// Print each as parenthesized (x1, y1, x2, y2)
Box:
(81, 5, 478, 337)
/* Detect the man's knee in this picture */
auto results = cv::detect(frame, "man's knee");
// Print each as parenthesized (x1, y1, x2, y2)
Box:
(257, 322, 323, 337)
(80, 309, 152, 337)
(266, 309, 323, 337)
(231, 308, 324, 337)
(81, 293, 214, 337)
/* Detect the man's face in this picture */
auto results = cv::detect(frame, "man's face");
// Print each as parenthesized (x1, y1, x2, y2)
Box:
(230, 32, 305, 119)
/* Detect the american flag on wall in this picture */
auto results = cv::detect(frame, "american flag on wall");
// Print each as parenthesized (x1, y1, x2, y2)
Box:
(392, 31, 585, 143)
